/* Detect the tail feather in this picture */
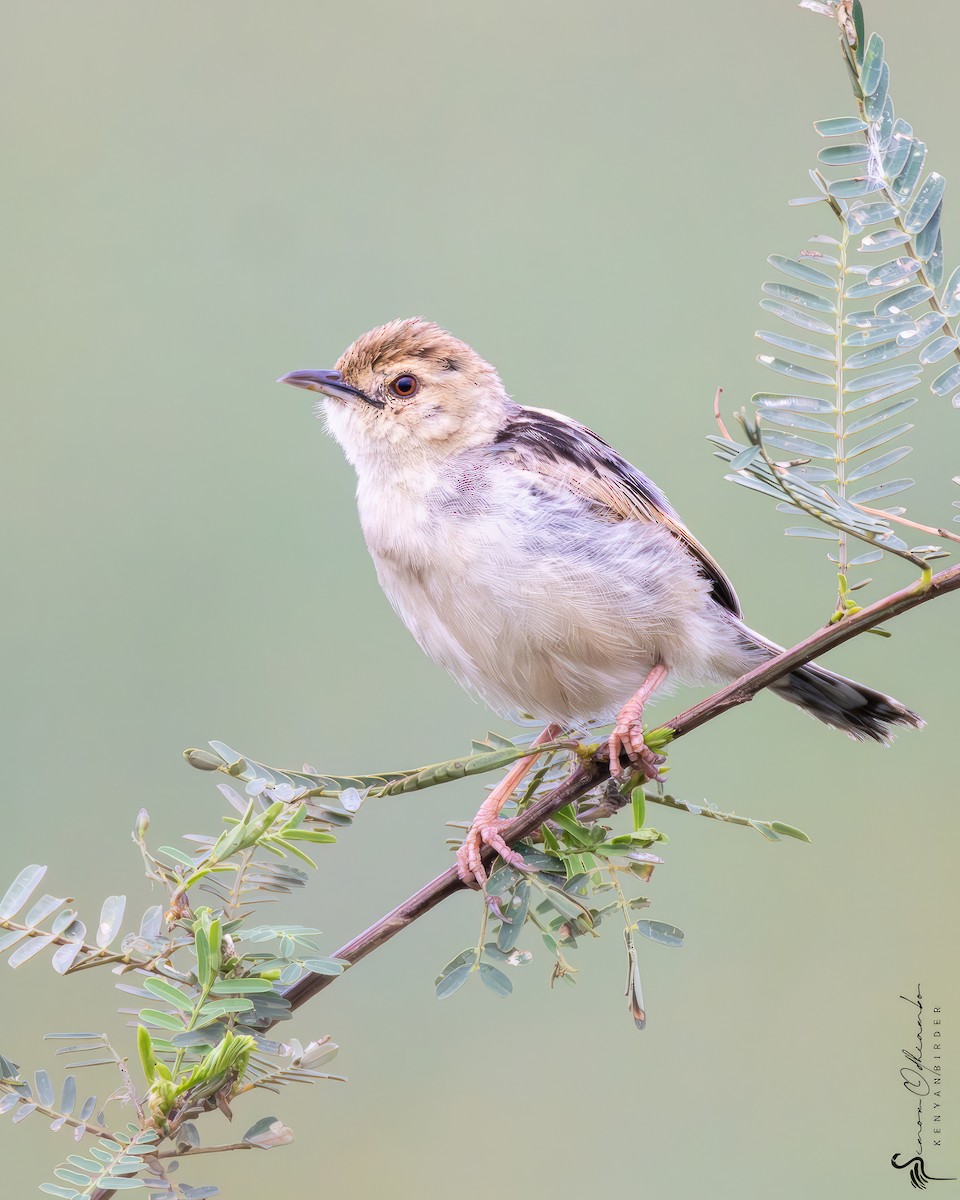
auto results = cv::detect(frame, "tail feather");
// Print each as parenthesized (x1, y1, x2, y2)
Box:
(737, 623, 923, 744)
(770, 661, 923, 744)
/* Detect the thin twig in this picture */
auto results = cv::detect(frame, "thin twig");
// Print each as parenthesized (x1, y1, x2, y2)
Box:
(91, 559, 960, 1200)
(713, 387, 731, 439)
(853, 502, 960, 546)
(0, 922, 128, 970)
(0, 1088, 114, 1140)
(282, 561, 960, 1012)
(156, 1142, 256, 1159)
(643, 791, 795, 832)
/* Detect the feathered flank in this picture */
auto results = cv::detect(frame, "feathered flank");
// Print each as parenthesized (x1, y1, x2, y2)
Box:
(493, 406, 742, 616)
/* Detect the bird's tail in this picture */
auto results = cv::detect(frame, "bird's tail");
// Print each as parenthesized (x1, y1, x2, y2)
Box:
(737, 623, 923, 744)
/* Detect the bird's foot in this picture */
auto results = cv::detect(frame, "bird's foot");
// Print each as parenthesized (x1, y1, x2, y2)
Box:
(608, 666, 669, 782)
(455, 723, 563, 889)
(609, 704, 666, 783)
(456, 815, 530, 890)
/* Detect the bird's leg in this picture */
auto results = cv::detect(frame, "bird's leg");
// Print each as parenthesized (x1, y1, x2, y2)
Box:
(609, 664, 669, 781)
(457, 723, 562, 890)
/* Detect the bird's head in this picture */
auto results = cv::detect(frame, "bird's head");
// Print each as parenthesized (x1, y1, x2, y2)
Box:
(279, 318, 513, 469)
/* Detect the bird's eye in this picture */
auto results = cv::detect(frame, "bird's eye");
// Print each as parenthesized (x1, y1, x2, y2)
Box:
(389, 374, 420, 398)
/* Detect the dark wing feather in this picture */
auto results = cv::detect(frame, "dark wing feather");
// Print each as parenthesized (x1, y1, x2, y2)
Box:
(493, 406, 742, 617)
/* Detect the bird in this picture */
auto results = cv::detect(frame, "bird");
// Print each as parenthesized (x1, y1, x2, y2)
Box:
(279, 317, 922, 887)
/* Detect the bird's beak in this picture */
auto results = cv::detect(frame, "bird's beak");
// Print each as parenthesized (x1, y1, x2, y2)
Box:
(277, 369, 384, 408)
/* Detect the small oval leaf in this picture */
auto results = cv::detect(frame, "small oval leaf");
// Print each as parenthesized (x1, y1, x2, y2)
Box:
(758, 299, 834, 335)
(846, 445, 913, 481)
(435, 963, 474, 1000)
(850, 478, 914, 503)
(940, 266, 960, 317)
(904, 172, 946, 234)
(96, 897, 126, 949)
(761, 282, 836, 313)
(864, 257, 921, 289)
(636, 921, 685, 948)
(7, 933, 57, 968)
(761, 432, 833, 459)
(882, 119, 914, 180)
(844, 339, 915, 370)
(767, 255, 838, 290)
(914, 200, 943, 262)
(829, 177, 884, 199)
(478, 963, 514, 997)
(756, 357, 834, 387)
(35, 1070, 55, 1107)
(818, 143, 870, 166)
(300, 958, 346, 976)
(931, 364, 960, 397)
(784, 527, 837, 540)
(891, 140, 927, 206)
(755, 331, 834, 361)
(0, 866, 47, 921)
(863, 61, 889, 122)
(814, 116, 867, 137)
(847, 201, 897, 228)
(919, 336, 959, 365)
(50, 940, 85, 975)
(751, 392, 835, 413)
(762, 410, 834, 434)
(857, 228, 911, 254)
(845, 422, 913, 460)
(846, 397, 917, 434)
(859, 32, 885, 96)
(141, 978, 195, 1012)
(844, 365, 922, 394)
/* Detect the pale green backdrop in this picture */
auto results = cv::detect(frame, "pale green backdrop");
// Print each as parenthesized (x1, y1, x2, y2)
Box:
(2, 2, 958, 1197)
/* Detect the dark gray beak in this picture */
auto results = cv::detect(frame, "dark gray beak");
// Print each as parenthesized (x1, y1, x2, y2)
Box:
(277, 369, 384, 408)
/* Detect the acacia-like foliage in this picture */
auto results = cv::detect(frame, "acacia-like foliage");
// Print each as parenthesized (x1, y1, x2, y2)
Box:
(0, 792, 348, 1198)
(711, 0, 959, 619)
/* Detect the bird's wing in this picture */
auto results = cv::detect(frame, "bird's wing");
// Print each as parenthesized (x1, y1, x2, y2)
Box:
(492, 405, 742, 617)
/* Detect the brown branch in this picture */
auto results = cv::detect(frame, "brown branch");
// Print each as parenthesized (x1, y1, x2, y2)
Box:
(91, 561, 959, 1200)
(283, 561, 960, 1012)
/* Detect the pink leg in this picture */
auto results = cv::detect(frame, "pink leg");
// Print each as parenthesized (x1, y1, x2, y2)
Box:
(456, 724, 562, 889)
(608, 664, 669, 781)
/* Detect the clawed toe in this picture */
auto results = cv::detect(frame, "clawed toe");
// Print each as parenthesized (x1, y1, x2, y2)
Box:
(609, 665, 669, 781)
(456, 820, 531, 889)
(635, 741, 666, 782)
(609, 722, 666, 783)
(454, 723, 562, 890)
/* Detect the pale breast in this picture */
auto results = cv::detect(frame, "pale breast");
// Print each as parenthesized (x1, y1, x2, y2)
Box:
(356, 453, 744, 726)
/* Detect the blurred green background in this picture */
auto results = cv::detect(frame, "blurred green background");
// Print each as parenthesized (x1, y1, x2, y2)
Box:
(3, 2, 958, 1196)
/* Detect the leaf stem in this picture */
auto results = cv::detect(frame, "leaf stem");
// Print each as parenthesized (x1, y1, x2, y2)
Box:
(841, 33, 960, 372)
(852, 502, 960, 545)
(0, 1086, 113, 1140)
(156, 1141, 255, 1158)
(834, 219, 851, 604)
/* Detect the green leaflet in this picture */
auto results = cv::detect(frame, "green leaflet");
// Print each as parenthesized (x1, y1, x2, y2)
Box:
(732, 4, 958, 592)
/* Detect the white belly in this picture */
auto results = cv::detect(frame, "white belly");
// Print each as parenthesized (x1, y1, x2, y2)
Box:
(356, 463, 751, 727)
